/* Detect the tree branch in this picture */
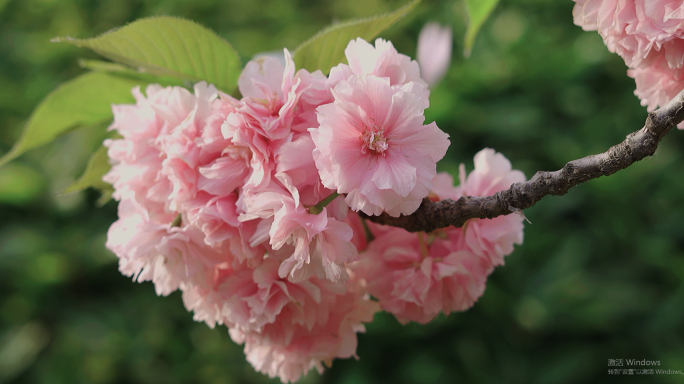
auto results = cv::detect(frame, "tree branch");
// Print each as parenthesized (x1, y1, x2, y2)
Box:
(363, 88, 684, 233)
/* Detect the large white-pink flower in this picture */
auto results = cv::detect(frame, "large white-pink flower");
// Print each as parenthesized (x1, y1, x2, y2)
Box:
(311, 74, 449, 217)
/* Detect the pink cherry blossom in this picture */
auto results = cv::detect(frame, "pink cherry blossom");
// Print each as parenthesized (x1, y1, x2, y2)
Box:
(239, 185, 359, 283)
(429, 172, 462, 201)
(417, 22, 453, 88)
(274, 133, 332, 207)
(356, 151, 525, 324)
(160, 82, 219, 210)
(329, 38, 427, 89)
(311, 74, 450, 217)
(162, 89, 254, 248)
(236, 49, 298, 140)
(455, 149, 526, 266)
(573, 0, 684, 127)
(104, 83, 245, 298)
(100, 34, 531, 383)
(629, 51, 684, 113)
(230, 260, 379, 383)
(221, 51, 330, 191)
(357, 226, 491, 324)
(183, 258, 378, 383)
(104, 84, 195, 217)
(107, 199, 230, 296)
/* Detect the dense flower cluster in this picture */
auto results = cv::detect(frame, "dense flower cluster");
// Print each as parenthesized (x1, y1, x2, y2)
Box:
(104, 37, 526, 382)
(573, 0, 684, 125)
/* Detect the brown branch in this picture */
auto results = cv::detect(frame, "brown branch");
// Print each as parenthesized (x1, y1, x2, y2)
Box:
(363, 88, 684, 233)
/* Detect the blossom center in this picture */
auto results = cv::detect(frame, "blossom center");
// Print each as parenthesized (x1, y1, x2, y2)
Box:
(360, 126, 388, 155)
(256, 91, 283, 117)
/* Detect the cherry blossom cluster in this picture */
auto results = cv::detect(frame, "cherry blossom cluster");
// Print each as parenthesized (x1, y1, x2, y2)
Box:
(103, 37, 526, 382)
(573, 0, 684, 126)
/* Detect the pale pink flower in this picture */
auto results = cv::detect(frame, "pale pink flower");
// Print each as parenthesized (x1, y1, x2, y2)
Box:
(274, 133, 332, 207)
(160, 82, 219, 211)
(234, 49, 331, 139)
(455, 149, 526, 266)
(180, 257, 317, 331)
(358, 226, 491, 324)
(329, 38, 427, 89)
(417, 22, 453, 88)
(236, 50, 298, 140)
(221, 106, 284, 190)
(229, 261, 379, 383)
(104, 84, 195, 218)
(311, 74, 450, 217)
(183, 259, 378, 383)
(107, 200, 230, 296)
(180, 265, 253, 328)
(162, 89, 255, 248)
(629, 50, 684, 112)
(104, 82, 258, 297)
(429, 172, 462, 201)
(457, 148, 526, 198)
(290, 70, 331, 134)
(103, 35, 518, 383)
(573, 0, 684, 127)
(239, 186, 359, 283)
(221, 50, 322, 190)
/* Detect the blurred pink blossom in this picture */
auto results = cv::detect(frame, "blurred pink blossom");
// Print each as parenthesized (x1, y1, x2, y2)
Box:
(573, 0, 684, 127)
(417, 22, 453, 88)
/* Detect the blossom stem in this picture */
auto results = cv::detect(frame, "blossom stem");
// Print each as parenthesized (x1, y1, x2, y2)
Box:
(308, 192, 340, 215)
(362, 87, 684, 233)
(171, 214, 182, 227)
(417, 232, 429, 259)
(361, 218, 375, 242)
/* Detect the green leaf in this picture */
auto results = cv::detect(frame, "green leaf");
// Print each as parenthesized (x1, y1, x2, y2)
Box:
(54, 16, 241, 93)
(463, 0, 500, 58)
(79, 59, 188, 87)
(293, 0, 421, 74)
(0, 163, 45, 206)
(62, 144, 112, 203)
(0, 72, 141, 168)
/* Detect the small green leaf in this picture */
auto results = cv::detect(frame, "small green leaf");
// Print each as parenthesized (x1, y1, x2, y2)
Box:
(0, 72, 141, 168)
(54, 16, 241, 93)
(294, 0, 421, 74)
(464, 0, 500, 57)
(62, 145, 113, 203)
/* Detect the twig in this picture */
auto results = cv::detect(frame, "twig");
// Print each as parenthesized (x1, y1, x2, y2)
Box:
(362, 88, 684, 233)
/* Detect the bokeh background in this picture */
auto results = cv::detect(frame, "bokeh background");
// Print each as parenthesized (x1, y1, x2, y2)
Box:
(1, 0, 684, 383)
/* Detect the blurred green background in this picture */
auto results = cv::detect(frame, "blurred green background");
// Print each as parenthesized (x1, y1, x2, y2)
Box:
(1, 0, 684, 383)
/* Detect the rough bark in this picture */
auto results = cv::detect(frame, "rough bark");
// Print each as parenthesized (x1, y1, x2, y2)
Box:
(362, 88, 684, 233)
